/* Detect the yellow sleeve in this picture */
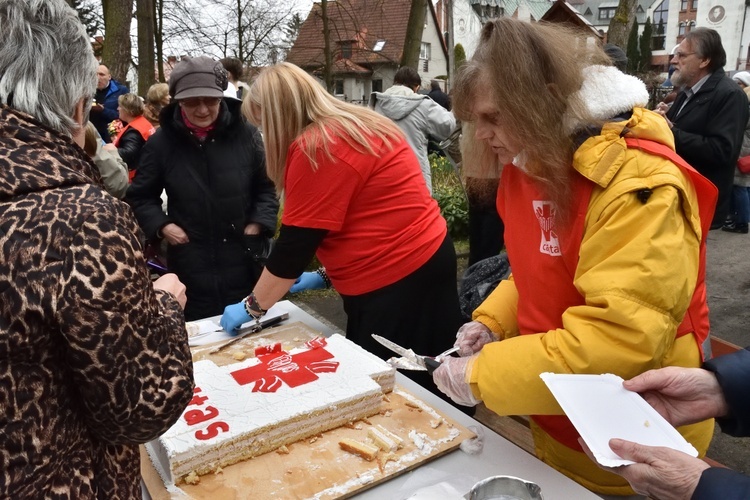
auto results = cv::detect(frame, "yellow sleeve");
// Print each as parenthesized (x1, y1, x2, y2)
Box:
(471, 275, 520, 340)
(472, 183, 701, 416)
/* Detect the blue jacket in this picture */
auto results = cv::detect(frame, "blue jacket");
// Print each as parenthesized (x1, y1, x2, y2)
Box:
(693, 348, 750, 499)
(90, 79, 129, 143)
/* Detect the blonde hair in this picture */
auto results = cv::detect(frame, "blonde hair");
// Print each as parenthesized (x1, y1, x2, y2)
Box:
(83, 121, 99, 157)
(243, 62, 404, 189)
(144, 83, 170, 125)
(118, 93, 144, 117)
(453, 18, 611, 214)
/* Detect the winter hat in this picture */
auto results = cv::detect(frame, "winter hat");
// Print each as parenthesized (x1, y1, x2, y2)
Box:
(733, 71, 750, 87)
(168, 56, 228, 100)
(603, 44, 628, 72)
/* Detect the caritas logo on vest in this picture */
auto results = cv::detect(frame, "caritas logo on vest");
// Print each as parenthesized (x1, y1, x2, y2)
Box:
(533, 200, 561, 256)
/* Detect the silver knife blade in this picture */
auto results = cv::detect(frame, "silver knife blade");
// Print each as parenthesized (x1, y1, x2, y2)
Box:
(209, 313, 289, 354)
(371, 334, 426, 369)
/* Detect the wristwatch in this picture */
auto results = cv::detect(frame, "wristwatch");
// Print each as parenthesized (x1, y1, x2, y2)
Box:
(243, 292, 267, 320)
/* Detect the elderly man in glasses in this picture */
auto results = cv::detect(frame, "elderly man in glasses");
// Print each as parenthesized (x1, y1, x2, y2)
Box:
(655, 28, 748, 230)
(127, 56, 279, 321)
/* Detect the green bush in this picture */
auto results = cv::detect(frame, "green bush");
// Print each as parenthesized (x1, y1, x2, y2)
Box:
(431, 153, 469, 240)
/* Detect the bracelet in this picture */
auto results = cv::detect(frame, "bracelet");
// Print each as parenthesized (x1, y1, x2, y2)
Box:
(243, 292, 267, 320)
(316, 267, 332, 288)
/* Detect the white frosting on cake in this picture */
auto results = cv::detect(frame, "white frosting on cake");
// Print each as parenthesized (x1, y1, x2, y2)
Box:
(146, 334, 395, 484)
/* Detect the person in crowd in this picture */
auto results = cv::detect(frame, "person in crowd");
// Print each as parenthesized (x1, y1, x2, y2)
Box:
(90, 63, 129, 143)
(369, 66, 456, 194)
(221, 57, 250, 100)
(83, 122, 129, 198)
(603, 43, 628, 72)
(127, 56, 279, 321)
(721, 71, 750, 233)
(106, 93, 155, 181)
(430, 18, 716, 495)
(144, 82, 170, 127)
(428, 79, 451, 110)
(0, 1, 194, 497)
(655, 28, 748, 229)
(220, 62, 463, 399)
(591, 348, 750, 499)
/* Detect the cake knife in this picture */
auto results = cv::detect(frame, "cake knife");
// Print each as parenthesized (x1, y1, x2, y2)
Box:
(371, 334, 451, 374)
(208, 313, 289, 354)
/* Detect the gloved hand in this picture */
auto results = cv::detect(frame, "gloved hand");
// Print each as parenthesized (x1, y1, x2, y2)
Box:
(220, 301, 252, 332)
(454, 321, 495, 356)
(289, 271, 326, 293)
(432, 355, 481, 407)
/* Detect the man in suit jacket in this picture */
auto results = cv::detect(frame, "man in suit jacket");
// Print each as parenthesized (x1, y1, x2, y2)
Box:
(657, 28, 748, 228)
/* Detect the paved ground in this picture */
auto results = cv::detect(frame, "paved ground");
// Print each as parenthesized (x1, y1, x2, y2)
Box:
(293, 227, 750, 474)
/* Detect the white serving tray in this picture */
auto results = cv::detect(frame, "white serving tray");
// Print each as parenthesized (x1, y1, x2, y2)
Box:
(540, 372, 698, 467)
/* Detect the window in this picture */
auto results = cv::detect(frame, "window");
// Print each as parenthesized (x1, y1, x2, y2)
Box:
(340, 41, 352, 59)
(334, 79, 344, 95)
(678, 22, 686, 36)
(691, 0, 697, 9)
(651, 1, 668, 50)
(419, 42, 431, 61)
(373, 40, 385, 52)
(422, 59, 429, 72)
(680, 0, 687, 10)
(372, 79, 383, 92)
(598, 7, 617, 20)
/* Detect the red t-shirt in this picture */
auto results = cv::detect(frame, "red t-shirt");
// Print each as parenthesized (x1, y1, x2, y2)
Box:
(282, 133, 447, 296)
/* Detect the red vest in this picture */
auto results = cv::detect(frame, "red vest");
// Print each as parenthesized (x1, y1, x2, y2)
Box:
(496, 138, 717, 451)
(114, 115, 155, 182)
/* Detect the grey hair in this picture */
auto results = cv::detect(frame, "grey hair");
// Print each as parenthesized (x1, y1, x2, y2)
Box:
(0, 0, 97, 136)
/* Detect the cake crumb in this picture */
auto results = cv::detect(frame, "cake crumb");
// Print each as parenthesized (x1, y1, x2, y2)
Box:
(184, 471, 200, 485)
(380, 409, 393, 417)
(382, 394, 391, 403)
(214, 466, 223, 475)
(344, 421, 357, 429)
(339, 438, 379, 461)
(276, 445, 290, 454)
(644, 420, 650, 427)
(405, 401, 421, 409)
(430, 419, 442, 429)
(377, 452, 397, 473)
(361, 417, 372, 425)
(309, 436, 319, 444)
(232, 351, 247, 361)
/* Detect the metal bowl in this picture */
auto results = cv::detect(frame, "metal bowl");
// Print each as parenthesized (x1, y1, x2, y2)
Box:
(465, 475, 543, 500)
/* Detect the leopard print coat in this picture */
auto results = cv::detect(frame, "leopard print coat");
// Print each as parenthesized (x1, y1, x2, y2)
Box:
(0, 105, 194, 498)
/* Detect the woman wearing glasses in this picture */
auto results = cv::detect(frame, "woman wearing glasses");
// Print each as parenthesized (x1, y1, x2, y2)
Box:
(127, 56, 279, 321)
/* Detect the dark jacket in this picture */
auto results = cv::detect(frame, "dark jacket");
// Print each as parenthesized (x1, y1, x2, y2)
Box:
(117, 127, 146, 170)
(692, 348, 750, 499)
(667, 69, 749, 226)
(127, 98, 279, 320)
(90, 79, 129, 142)
(428, 88, 451, 111)
(0, 105, 193, 498)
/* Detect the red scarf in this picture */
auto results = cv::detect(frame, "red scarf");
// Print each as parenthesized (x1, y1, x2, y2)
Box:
(180, 108, 215, 141)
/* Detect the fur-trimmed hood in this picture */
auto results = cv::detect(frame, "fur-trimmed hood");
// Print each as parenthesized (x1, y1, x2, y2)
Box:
(563, 65, 649, 133)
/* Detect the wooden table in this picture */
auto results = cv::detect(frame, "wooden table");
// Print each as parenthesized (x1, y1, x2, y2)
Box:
(142, 300, 602, 499)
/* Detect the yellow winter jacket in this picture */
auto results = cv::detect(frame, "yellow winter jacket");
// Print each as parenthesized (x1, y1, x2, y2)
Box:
(468, 107, 714, 495)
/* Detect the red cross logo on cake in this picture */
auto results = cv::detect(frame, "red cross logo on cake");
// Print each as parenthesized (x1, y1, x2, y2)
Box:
(230, 337, 340, 392)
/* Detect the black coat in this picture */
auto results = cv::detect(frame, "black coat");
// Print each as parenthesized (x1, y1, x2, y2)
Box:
(693, 348, 750, 498)
(667, 70, 749, 226)
(116, 127, 146, 171)
(126, 98, 279, 320)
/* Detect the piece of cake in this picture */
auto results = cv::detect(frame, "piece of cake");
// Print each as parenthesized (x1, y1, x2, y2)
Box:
(146, 334, 396, 484)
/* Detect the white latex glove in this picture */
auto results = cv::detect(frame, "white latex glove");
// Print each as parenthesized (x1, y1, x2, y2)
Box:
(454, 321, 495, 356)
(432, 355, 480, 407)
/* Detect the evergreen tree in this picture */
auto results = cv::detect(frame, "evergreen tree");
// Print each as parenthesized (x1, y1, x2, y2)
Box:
(626, 19, 640, 74)
(639, 17, 653, 73)
(454, 44, 466, 76)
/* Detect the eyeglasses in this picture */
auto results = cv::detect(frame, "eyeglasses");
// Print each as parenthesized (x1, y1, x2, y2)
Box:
(673, 51, 696, 60)
(180, 97, 222, 108)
